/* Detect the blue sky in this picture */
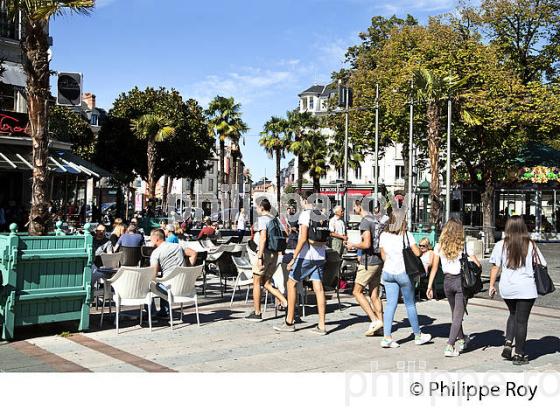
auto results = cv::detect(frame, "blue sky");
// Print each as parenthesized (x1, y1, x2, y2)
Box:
(50, 0, 457, 181)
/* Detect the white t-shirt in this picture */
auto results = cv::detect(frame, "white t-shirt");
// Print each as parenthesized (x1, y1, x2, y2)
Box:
(237, 213, 246, 230)
(489, 240, 544, 299)
(434, 243, 474, 275)
(297, 210, 326, 261)
(253, 214, 273, 250)
(329, 216, 346, 236)
(379, 231, 416, 274)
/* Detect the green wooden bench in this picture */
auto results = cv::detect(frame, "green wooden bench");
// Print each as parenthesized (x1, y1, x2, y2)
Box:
(0, 222, 93, 340)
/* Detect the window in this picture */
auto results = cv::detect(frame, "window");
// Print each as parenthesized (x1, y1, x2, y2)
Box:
(395, 165, 405, 180)
(308, 97, 314, 110)
(354, 165, 362, 180)
(208, 179, 214, 192)
(208, 162, 214, 175)
(320, 98, 327, 111)
(372, 165, 380, 179)
(337, 168, 344, 180)
(90, 114, 98, 126)
(0, 4, 18, 40)
(301, 98, 307, 111)
(0, 83, 15, 111)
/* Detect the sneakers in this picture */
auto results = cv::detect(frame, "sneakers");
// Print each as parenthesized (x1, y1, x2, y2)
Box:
(273, 320, 295, 332)
(457, 335, 470, 352)
(380, 338, 400, 348)
(364, 320, 383, 337)
(512, 354, 529, 365)
(311, 325, 327, 336)
(444, 345, 460, 357)
(244, 311, 263, 322)
(414, 333, 432, 345)
(501, 341, 513, 360)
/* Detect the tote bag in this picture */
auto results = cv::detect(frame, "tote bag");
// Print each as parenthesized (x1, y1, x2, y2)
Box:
(532, 241, 555, 296)
(402, 232, 426, 279)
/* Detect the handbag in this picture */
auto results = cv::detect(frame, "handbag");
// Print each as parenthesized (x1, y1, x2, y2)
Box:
(532, 241, 555, 296)
(460, 243, 483, 298)
(402, 232, 426, 279)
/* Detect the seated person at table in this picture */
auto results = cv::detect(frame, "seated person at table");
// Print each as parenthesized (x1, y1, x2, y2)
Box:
(91, 224, 113, 285)
(197, 217, 216, 240)
(149, 229, 198, 316)
(165, 224, 180, 243)
(116, 223, 145, 249)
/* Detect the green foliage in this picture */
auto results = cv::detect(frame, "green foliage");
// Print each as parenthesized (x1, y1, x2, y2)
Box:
(94, 87, 214, 184)
(48, 105, 95, 160)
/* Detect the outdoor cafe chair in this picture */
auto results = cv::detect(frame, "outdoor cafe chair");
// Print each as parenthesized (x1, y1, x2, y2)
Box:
(120, 246, 142, 267)
(234, 251, 276, 314)
(100, 252, 123, 269)
(102, 266, 155, 334)
(93, 252, 123, 315)
(150, 265, 204, 329)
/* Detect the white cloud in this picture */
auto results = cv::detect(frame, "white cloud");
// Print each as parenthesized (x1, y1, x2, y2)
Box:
(189, 65, 301, 107)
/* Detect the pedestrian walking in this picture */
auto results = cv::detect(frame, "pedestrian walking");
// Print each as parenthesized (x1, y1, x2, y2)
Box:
(329, 205, 347, 256)
(378, 212, 432, 348)
(274, 193, 329, 335)
(427, 218, 480, 357)
(347, 200, 386, 337)
(489, 215, 546, 365)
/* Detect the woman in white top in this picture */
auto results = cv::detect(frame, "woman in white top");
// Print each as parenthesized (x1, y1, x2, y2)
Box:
(427, 218, 480, 357)
(378, 212, 432, 348)
(489, 216, 546, 365)
(419, 237, 435, 273)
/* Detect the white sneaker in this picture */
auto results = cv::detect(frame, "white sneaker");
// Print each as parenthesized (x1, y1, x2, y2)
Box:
(414, 333, 432, 345)
(380, 338, 400, 348)
(364, 320, 383, 337)
(445, 345, 460, 357)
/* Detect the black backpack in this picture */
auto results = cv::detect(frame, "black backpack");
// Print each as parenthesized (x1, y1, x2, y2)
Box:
(461, 246, 483, 299)
(266, 217, 287, 252)
(308, 209, 329, 244)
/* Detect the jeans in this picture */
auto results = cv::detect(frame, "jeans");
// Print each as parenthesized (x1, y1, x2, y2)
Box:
(382, 271, 420, 337)
(504, 298, 535, 356)
(147, 283, 169, 315)
(444, 274, 465, 345)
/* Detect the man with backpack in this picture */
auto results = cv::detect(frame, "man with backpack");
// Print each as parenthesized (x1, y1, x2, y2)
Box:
(245, 198, 288, 322)
(274, 193, 329, 335)
(347, 199, 388, 336)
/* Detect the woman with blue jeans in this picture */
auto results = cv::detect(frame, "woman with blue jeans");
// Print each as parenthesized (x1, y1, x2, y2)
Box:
(378, 213, 432, 348)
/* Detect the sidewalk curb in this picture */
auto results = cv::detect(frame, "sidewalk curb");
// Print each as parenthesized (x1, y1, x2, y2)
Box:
(470, 297, 560, 319)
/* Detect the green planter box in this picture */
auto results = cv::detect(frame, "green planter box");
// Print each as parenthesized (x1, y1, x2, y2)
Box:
(0, 222, 93, 340)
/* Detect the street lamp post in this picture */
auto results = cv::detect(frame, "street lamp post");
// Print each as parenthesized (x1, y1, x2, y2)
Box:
(445, 98, 452, 222)
(374, 83, 380, 203)
(343, 86, 349, 221)
(407, 80, 414, 230)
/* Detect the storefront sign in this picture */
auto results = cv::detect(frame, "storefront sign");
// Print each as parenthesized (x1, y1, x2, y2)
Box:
(0, 110, 30, 135)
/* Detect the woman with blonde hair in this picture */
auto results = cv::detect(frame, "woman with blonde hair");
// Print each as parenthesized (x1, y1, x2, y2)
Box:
(418, 237, 435, 278)
(427, 218, 480, 357)
(378, 211, 432, 348)
(109, 221, 126, 248)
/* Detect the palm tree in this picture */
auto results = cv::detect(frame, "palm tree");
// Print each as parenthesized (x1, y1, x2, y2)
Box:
(7, 1, 94, 234)
(206, 96, 248, 186)
(286, 110, 319, 193)
(259, 116, 289, 207)
(413, 68, 470, 227)
(130, 114, 176, 209)
(290, 130, 328, 193)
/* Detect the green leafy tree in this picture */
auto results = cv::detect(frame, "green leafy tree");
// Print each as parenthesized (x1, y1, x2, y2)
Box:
(6, 0, 94, 234)
(49, 105, 95, 160)
(130, 114, 175, 206)
(286, 109, 319, 193)
(259, 116, 290, 206)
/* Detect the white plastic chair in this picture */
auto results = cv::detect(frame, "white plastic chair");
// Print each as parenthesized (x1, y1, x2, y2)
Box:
(233, 254, 275, 313)
(150, 265, 203, 329)
(102, 266, 155, 334)
(100, 252, 122, 269)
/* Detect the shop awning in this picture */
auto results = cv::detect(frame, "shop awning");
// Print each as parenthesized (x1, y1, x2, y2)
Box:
(0, 144, 111, 178)
(0, 62, 26, 88)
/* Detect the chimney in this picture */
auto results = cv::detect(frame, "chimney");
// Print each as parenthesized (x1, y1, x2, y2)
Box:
(83, 92, 96, 110)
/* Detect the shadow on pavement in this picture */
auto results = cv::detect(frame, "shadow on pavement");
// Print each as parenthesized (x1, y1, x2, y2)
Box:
(525, 336, 560, 361)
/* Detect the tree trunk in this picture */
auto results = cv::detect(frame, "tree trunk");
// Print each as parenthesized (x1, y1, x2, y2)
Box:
(297, 155, 304, 194)
(23, 21, 50, 235)
(162, 175, 169, 215)
(190, 179, 196, 207)
(427, 101, 442, 228)
(147, 139, 157, 209)
(276, 148, 281, 209)
(481, 175, 495, 251)
(313, 175, 321, 194)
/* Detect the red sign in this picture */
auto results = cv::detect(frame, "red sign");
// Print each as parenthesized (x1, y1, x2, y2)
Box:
(0, 111, 30, 135)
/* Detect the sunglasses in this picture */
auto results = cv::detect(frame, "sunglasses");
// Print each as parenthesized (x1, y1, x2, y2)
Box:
(419, 245, 428, 248)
